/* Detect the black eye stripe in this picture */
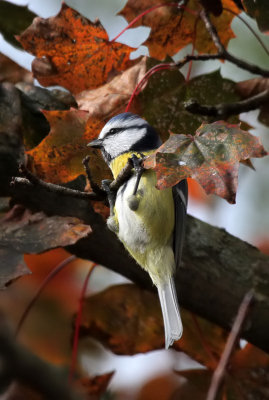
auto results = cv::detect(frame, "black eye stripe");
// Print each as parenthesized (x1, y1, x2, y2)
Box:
(104, 124, 148, 138)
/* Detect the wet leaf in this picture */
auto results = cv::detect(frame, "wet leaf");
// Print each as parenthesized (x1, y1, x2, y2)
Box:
(144, 121, 268, 203)
(0, 205, 91, 288)
(79, 372, 114, 400)
(18, 4, 135, 94)
(119, 0, 238, 60)
(242, 0, 269, 33)
(0, 0, 36, 49)
(79, 284, 228, 367)
(138, 67, 242, 141)
(236, 77, 269, 127)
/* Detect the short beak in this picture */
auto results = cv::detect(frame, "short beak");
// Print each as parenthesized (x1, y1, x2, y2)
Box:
(87, 139, 103, 148)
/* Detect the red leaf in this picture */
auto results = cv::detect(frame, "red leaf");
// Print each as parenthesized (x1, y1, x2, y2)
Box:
(144, 121, 268, 203)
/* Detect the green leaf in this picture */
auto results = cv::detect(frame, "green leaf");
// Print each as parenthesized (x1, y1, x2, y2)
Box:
(138, 66, 241, 141)
(242, 0, 269, 33)
(0, 1, 36, 49)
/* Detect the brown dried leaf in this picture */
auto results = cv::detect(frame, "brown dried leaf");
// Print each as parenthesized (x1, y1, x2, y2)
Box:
(79, 284, 228, 369)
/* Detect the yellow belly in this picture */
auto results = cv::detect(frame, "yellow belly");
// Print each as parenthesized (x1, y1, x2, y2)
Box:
(110, 152, 175, 285)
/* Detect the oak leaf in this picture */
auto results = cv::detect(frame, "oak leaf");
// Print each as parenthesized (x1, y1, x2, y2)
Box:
(119, 0, 238, 60)
(144, 121, 268, 203)
(18, 3, 135, 94)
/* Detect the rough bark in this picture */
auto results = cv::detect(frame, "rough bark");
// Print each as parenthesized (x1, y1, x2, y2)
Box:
(10, 178, 269, 353)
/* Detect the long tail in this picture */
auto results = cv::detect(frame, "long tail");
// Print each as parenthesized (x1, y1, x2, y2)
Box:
(157, 277, 182, 349)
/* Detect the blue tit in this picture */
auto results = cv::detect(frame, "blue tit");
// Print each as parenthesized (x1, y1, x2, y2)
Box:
(88, 112, 188, 348)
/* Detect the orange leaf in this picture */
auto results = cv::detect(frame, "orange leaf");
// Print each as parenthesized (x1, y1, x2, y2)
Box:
(119, 0, 238, 60)
(18, 4, 135, 93)
(144, 121, 268, 203)
(27, 109, 107, 184)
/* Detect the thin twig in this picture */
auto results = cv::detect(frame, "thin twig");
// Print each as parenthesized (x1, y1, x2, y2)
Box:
(200, 9, 225, 53)
(185, 89, 269, 118)
(82, 156, 106, 196)
(206, 290, 254, 400)
(11, 164, 104, 200)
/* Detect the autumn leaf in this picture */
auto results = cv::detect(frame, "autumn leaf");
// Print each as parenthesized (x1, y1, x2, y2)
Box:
(18, 3, 135, 94)
(242, 0, 269, 33)
(27, 109, 106, 184)
(119, 0, 238, 60)
(0, 205, 91, 288)
(236, 77, 269, 127)
(76, 56, 147, 117)
(144, 121, 268, 203)
(79, 284, 228, 368)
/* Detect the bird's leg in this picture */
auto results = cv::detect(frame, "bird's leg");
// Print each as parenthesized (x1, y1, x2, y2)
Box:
(127, 154, 145, 212)
(101, 179, 119, 233)
(131, 153, 145, 195)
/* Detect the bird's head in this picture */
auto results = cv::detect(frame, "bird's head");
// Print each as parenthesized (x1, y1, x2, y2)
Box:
(87, 112, 162, 164)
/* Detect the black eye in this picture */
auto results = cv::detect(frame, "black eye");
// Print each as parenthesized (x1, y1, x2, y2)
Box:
(109, 128, 120, 134)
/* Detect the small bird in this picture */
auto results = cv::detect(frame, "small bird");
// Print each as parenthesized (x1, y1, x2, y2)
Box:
(88, 112, 188, 348)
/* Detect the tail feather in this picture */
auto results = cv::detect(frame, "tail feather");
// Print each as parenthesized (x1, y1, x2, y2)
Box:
(157, 277, 182, 349)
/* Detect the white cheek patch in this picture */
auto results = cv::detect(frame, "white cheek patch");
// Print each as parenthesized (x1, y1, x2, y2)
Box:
(103, 128, 146, 159)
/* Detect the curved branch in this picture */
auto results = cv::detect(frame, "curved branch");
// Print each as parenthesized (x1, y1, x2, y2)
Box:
(184, 89, 269, 117)
(10, 178, 269, 354)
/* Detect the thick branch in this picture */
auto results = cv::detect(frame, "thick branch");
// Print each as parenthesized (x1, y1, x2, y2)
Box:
(10, 179, 269, 353)
(185, 89, 269, 118)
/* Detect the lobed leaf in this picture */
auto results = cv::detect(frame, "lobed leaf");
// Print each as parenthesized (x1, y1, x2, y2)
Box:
(18, 3, 135, 94)
(144, 121, 268, 203)
(119, 0, 238, 60)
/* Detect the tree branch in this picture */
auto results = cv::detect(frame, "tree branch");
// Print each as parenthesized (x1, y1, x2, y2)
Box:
(206, 291, 254, 400)
(184, 89, 269, 118)
(10, 179, 269, 354)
